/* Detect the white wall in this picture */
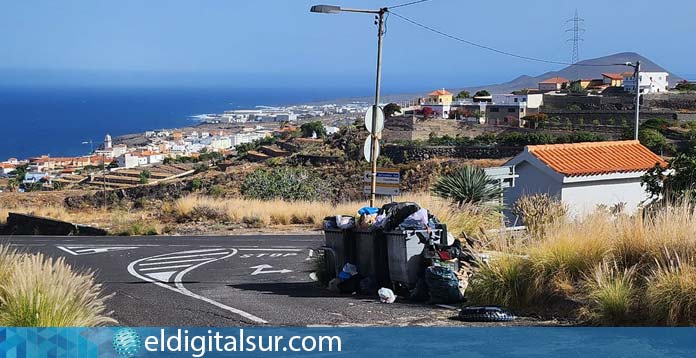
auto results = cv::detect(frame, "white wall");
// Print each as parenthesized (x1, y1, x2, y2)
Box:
(504, 161, 563, 225)
(623, 72, 669, 94)
(561, 177, 649, 217)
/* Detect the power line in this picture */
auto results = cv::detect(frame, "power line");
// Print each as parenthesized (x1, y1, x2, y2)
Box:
(388, 0, 435, 10)
(389, 10, 615, 67)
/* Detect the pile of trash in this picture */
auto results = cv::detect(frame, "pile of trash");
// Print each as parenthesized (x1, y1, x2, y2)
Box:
(323, 202, 442, 232)
(323, 201, 481, 305)
(327, 263, 379, 296)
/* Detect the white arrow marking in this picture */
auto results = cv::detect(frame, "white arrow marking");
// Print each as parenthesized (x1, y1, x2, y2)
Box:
(57, 246, 139, 256)
(249, 264, 293, 276)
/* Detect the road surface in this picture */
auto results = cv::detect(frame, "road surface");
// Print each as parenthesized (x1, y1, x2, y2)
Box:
(1, 234, 471, 326)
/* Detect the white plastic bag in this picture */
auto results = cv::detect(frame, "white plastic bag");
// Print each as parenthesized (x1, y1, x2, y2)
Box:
(378, 287, 396, 303)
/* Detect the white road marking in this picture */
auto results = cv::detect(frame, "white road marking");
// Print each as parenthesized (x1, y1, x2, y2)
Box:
(140, 264, 193, 272)
(238, 248, 303, 252)
(127, 248, 268, 324)
(146, 252, 228, 261)
(138, 258, 214, 266)
(249, 264, 292, 276)
(57, 246, 139, 256)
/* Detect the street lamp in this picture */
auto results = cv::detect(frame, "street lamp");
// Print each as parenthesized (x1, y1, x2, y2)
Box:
(614, 61, 641, 140)
(311, 4, 387, 207)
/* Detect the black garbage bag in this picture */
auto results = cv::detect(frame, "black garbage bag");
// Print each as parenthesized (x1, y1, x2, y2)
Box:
(424, 266, 461, 304)
(409, 278, 430, 302)
(337, 275, 363, 294)
(382, 202, 421, 231)
(458, 306, 517, 322)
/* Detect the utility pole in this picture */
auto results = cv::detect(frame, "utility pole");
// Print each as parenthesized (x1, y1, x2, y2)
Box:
(310, 4, 387, 208)
(633, 61, 641, 140)
(369, 8, 386, 207)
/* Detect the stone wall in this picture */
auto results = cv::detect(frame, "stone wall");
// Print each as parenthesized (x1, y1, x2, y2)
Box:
(383, 145, 521, 164)
(383, 117, 467, 142)
(3, 213, 107, 236)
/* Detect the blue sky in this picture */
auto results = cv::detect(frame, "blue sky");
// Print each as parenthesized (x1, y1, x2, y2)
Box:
(1, 0, 694, 92)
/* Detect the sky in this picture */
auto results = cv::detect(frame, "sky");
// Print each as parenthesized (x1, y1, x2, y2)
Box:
(1, 0, 694, 93)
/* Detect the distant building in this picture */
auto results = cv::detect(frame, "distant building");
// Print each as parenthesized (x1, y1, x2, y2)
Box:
(104, 134, 113, 150)
(0, 163, 16, 175)
(420, 89, 454, 118)
(504, 140, 666, 219)
(623, 71, 669, 94)
(602, 73, 624, 87)
(491, 93, 544, 109)
(538, 77, 569, 92)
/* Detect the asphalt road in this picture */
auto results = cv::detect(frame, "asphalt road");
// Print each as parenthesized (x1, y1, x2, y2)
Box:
(0, 234, 470, 327)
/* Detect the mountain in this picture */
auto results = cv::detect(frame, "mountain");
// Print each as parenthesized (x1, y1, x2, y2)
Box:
(314, 52, 683, 105)
(460, 52, 683, 94)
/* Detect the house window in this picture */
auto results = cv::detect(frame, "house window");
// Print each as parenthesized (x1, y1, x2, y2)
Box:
(508, 108, 516, 113)
(514, 98, 518, 102)
(490, 108, 499, 112)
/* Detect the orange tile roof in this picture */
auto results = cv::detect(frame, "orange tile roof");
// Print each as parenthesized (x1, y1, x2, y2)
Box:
(527, 140, 666, 177)
(602, 73, 624, 80)
(428, 89, 452, 96)
(539, 77, 569, 84)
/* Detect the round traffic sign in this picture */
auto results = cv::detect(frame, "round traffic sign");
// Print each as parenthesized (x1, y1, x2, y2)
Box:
(364, 106, 385, 134)
(363, 137, 380, 163)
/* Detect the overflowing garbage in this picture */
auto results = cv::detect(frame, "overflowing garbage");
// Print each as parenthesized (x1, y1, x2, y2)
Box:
(322, 201, 481, 306)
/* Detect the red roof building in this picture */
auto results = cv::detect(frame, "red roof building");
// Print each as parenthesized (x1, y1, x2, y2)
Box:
(505, 140, 666, 217)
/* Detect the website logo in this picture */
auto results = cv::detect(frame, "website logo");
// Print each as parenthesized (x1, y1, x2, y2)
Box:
(112, 328, 142, 357)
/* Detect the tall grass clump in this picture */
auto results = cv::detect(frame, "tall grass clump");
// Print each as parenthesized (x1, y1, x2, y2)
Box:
(512, 193, 567, 238)
(0, 251, 116, 326)
(466, 255, 533, 309)
(527, 214, 612, 297)
(645, 257, 696, 325)
(581, 261, 637, 325)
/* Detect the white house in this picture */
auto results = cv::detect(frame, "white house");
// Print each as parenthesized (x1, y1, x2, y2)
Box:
(504, 140, 666, 220)
(492, 93, 544, 109)
(623, 71, 669, 94)
(117, 154, 145, 168)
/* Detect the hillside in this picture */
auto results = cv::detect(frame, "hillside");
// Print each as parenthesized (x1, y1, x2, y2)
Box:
(461, 52, 683, 94)
(318, 52, 683, 104)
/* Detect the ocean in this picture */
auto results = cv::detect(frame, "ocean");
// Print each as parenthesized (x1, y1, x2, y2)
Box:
(0, 86, 367, 160)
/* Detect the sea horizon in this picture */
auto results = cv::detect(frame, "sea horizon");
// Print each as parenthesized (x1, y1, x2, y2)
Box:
(0, 85, 379, 160)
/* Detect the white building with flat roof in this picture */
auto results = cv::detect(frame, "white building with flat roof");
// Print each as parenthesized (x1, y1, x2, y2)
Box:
(623, 72, 669, 94)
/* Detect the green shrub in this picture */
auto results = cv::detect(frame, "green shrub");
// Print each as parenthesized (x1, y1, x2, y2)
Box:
(240, 167, 330, 201)
(432, 166, 502, 207)
(190, 178, 203, 191)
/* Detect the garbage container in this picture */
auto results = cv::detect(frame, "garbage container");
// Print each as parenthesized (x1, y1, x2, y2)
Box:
(354, 230, 389, 286)
(385, 226, 448, 288)
(323, 228, 355, 278)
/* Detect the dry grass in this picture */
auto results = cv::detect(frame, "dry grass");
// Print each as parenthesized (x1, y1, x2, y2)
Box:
(167, 193, 502, 236)
(0, 246, 115, 326)
(469, 201, 696, 325)
(645, 256, 696, 325)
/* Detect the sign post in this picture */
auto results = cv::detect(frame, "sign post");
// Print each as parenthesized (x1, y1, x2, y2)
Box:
(363, 168, 400, 197)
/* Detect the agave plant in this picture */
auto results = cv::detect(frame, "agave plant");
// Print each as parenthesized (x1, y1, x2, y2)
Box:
(432, 166, 503, 207)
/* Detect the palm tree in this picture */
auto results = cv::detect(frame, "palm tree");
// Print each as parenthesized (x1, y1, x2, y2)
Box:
(432, 166, 503, 207)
